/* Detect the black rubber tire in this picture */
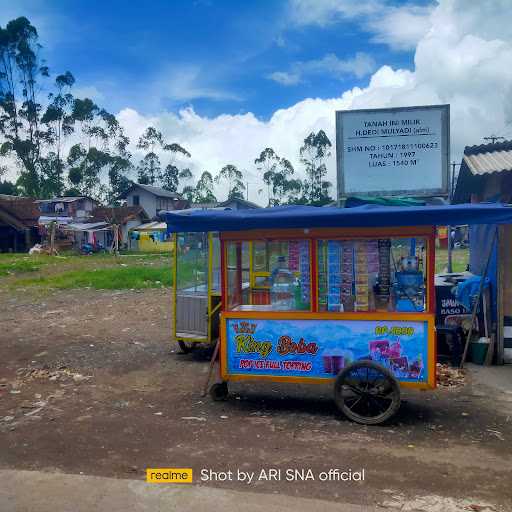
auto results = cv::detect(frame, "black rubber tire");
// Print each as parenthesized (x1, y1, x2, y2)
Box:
(178, 340, 196, 354)
(334, 360, 400, 425)
(209, 382, 229, 401)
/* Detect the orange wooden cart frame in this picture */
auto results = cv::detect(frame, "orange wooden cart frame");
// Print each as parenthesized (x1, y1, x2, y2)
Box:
(218, 225, 437, 390)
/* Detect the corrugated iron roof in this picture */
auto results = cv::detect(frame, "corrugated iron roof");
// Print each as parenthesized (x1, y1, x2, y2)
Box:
(35, 196, 95, 203)
(65, 222, 110, 232)
(121, 182, 181, 199)
(130, 221, 167, 231)
(463, 139, 512, 175)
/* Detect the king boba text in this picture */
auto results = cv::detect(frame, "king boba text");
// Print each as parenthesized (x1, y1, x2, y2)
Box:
(234, 326, 318, 359)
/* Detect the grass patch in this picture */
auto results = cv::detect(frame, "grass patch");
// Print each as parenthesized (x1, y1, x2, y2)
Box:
(2, 247, 470, 290)
(0, 255, 51, 276)
(14, 265, 173, 290)
(435, 247, 469, 274)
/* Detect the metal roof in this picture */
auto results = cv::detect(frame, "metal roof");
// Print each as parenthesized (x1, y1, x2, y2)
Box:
(130, 221, 167, 231)
(35, 196, 94, 203)
(463, 140, 512, 175)
(124, 183, 180, 199)
(65, 222, 110, 232)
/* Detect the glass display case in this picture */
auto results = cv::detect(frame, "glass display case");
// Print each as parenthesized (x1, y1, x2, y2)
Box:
(172, 231, 221, 352)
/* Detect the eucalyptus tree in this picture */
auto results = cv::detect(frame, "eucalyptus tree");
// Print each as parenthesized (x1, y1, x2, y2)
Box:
(40, 71, 76, 196)
(136, 127, 163, 185)
(0, 16, 133, 202)
(215, 164, 245, 200)
(0, 17, 49, 196)
(160, 142, 192, 192)
(136, 126, 191, 193)
(183, 170, 217, 203)
(255, 147, 299, 205)
(255, 147, 280, 205)
(68, 99, 130, 200)
(299, 130, 333, 205)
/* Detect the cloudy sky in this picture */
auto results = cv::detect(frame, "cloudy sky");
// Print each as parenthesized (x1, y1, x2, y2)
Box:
(2, 0, 512, 203)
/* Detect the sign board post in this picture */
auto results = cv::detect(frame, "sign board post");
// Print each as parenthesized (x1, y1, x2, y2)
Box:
(336, 105, 450, 203)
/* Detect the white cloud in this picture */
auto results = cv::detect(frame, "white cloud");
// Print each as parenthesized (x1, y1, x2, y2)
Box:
(366, 5, 434, 51)
(154, 65, 242, 104)
(268, 71, 302, 86)
(116, 0, 512, 205)
(288, 0, 380, 26)
(268, 52, 377, 86)
(288, 0, 433, 51)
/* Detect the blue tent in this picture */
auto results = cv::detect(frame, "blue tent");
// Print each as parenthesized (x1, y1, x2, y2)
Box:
(164, 203, 512, 233)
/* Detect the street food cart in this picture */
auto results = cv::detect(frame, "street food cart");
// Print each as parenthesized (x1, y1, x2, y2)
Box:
(171, 230, 222, 353)
(165, 204, 512, 424)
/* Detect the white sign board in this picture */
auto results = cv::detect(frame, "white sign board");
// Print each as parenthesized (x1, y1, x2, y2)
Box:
(336, 105, 449, 199)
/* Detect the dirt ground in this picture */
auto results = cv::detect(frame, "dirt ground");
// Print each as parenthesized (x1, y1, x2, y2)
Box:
(1, 287, 512, 511)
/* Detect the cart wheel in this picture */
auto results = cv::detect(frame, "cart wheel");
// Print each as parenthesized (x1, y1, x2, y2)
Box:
(178, 340, 196, 354)
(209, 382, 229, 401)
(334, 360, 400, 425)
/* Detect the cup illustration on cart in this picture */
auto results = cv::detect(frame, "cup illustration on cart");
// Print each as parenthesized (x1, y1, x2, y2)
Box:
(322, 349, 345, 375)
(369, 339, 423, 380)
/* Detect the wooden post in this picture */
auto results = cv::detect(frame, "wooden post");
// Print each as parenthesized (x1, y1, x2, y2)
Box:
(48, 221, 58, 256)
(110, 224, 120, 256)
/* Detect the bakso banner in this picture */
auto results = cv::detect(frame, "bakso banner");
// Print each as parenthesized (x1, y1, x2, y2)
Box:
(336, 105, 449, 199)
(225, 317, 429, 383)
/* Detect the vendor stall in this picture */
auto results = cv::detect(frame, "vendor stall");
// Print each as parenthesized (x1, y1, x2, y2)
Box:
(165, 203, 512, 424)
(171, 230, 222, 353)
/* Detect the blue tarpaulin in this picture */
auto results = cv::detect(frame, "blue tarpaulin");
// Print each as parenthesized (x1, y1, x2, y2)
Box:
(163, 203, 512, 233)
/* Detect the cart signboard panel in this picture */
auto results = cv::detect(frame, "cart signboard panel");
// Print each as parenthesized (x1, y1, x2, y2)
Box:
(222, 314, 435, 388)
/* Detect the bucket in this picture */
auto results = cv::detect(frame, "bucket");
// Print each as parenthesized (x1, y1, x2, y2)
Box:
(469, 340, 489, 365)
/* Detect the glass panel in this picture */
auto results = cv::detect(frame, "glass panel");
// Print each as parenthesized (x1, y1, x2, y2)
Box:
(226, 239, 311, 311)
(176, 232, 208, 294)
(318, 237, 427, 313)
(252, 241, 268, 272)
(227, 241, 242, 309)
(211, 233, 221, 293)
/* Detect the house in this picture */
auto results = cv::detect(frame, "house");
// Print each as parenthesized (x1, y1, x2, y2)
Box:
(453, 140, 512, 364)
(36, 196, 99, 224)
(217, 198, 260, 210)
(0, 195, 41, 252)
(35, 196, 100, 251)
(190, 198, 261, 210)
(122, 183, 189, 219)
(64, 206, 149, 250)
(89, 206, 149, 247)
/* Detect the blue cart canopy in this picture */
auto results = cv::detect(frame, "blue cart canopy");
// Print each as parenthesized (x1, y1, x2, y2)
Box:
(164, 203, 512, 234)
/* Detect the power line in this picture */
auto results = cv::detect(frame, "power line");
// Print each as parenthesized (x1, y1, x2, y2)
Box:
(483, 134, 505, 144)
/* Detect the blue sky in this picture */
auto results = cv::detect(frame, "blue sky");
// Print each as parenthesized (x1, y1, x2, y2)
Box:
(2, 1, 511, 204)
(1, 0, 430, 119)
